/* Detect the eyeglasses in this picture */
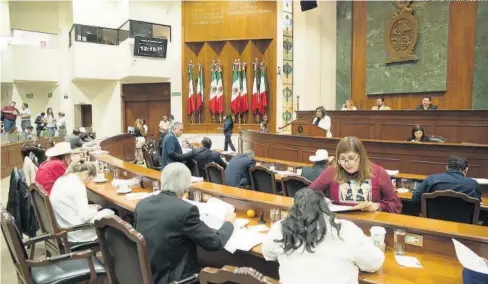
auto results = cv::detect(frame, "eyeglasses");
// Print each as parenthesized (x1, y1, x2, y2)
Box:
(338, 156, 360, 165)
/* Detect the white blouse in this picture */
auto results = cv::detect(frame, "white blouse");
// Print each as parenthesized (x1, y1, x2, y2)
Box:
(312, 116, 332, 138)
(262, 217, 384, 284)
(50, 174, 114, 243)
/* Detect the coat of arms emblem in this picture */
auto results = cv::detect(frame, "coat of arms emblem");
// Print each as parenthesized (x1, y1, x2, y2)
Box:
(385, 1, 419, 64)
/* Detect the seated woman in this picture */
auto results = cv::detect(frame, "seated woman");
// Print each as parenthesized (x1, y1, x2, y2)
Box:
(309, 136, 402, 213)
(50, 160, 114, 245)
(262, 188, 384, 284)
(407, 125, 430, 143)
(341, 98, 357, 110)
(312, 106, 332, 138)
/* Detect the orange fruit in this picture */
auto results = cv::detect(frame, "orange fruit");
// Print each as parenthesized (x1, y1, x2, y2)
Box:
(246, 209, 256, 218)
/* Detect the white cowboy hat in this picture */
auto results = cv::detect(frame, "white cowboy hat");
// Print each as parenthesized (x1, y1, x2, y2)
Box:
(309, 149, 330, 162)
(45, 142, 73, 157)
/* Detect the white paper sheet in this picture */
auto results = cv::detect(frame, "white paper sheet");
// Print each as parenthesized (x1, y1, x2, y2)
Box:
(473, 178, 488, 185)
(395, 255, 423, 268)
(453, 239, 488, 274)
(329, 204, 360, 212)
(191, 176, 204, 183)
(112, 178, 140, 187)
(224, 228, 266, 253)
(182, 198, 235, 230)
(386, 170, 400, 176)
(247, 224, 270, 232)
(126, 192, 150, 200)
(275, 171, 298, 177)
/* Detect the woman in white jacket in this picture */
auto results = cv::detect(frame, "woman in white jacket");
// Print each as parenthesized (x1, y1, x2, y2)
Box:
(262, 188, 384, 284)
(312, 106, 332, 138)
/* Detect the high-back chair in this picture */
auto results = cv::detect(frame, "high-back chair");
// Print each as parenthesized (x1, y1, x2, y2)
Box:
(249, 166, 277, 194)
(29, 183, 97, 256)
(281, 175, 311, 197)
(95, 215, 198, 284)
(188, 159, 200, 177)
(199, 266, 279, 284)
(1, 208, 107, 284)
(205, 162, 226, 185)
(421, 190, 481, 224)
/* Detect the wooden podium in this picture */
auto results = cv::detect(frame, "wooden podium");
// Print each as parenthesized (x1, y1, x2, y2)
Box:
(290, 119, 327, 137)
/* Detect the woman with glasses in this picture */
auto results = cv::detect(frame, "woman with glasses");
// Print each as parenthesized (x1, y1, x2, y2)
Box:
(310, 136, 402, 213)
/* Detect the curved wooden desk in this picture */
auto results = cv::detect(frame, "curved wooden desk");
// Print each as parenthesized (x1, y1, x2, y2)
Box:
(86, 153, 488, 283)
(100, 133, 136, 161)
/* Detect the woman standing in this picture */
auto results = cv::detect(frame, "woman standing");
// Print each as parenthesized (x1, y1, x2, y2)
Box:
(133, 119, 146, 164)
(312, 106, 332, 138)
(341, 99, 357, 111)
(309, 136, 402, 213)
(223, 114, 235, 152)
(46, 107, 57, 137)
(262, 188, 384, 283)
(20, 103, 32, 131)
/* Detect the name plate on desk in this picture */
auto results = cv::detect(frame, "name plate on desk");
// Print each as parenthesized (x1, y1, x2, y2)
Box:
(134, 36, 167, 58)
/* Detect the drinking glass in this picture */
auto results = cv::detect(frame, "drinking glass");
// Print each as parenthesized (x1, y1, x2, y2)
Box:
(270, 208, 281, 224)
(152, 181, 160, 192)
(113, 169, 119, 180)
(394, 229, 406, 255)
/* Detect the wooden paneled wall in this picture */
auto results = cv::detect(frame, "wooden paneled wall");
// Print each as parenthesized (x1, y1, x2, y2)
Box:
(351, 1, 478, 110)
(181, 1, 277, 133)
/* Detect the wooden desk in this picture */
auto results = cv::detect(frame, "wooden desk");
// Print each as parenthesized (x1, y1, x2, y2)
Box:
(240, 131, 488, 177)
(100, 133, 136, 161)
(296, 110, 488, 144)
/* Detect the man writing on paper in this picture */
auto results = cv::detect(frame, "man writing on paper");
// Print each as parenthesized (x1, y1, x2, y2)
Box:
(135, 163, 235, 284)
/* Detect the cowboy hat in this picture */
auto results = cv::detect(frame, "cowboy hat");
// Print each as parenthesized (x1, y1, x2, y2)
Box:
(309, 149, 330, 162)
(45, 142, 73, 157)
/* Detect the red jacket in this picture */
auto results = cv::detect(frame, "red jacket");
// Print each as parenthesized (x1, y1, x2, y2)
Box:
(310, 163, 402, 213)
(34, 158, 67, 195)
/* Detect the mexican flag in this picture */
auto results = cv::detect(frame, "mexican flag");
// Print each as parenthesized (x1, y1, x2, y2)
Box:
(240, 64, 249, 113)
(230, 62, 241, 115)
(195, 65, 203, 113)
(251, 63, 260, 114)
(216, 63, 224, 114)
(209, 63, 217, 114)
(187, 65, 195, 116)
(259, 64, 268, 115)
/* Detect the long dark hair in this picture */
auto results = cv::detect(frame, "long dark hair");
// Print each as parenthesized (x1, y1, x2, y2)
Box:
(276, 188, 342, 254)
(410, 124, 426, 141)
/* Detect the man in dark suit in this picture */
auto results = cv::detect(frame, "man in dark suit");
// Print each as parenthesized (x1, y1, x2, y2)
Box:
(161, 122, 193, 168)
(192, 137, 227, 179)
(412, 156, 481, 203)
(301, 149, 331, 182)
(416, 96, 438, 110)
(224, 151, 256, 187)
(135, 163, 234, 284)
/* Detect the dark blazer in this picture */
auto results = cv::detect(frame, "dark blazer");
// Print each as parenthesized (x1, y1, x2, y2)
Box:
(6, 168, 37, 237)
(301, 162, 327, 182)
(34, 115, 46, 130)
(161, 132, 183, 168)
(224, 154, 256, 187)
(412, 169, 481, 203)
(135, 191, 233, 284)
(416, 104, 438, 110)
(192, 148, 227, 179)
(223, 119, 233, 136)
(66, 134, 83, 149)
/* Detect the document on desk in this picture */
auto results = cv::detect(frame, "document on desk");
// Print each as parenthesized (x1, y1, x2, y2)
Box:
(183, 198, 235, 230)
(329, 204, 360, 212)
(453, 239, 488, 274)
(473, 178, 488, 185)
(386, 170, 400, 176)
(224, 228, 266, 254)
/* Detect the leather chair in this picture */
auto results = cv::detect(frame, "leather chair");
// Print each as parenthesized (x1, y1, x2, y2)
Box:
(1, 208, 107, 284)
(281, 175, 311, 197)
(188, 159, 200, 177)
(199, 266, 279, 284)
(94, 215, 199, 284)
(421, 190, 481, 224)
(249, 166, 277, 194)
(29, 183, 98, 256)
(205, 162, 226, 185)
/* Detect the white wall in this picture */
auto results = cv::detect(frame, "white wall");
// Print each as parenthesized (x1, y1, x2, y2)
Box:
(0, 1, 10, 36)
(9, 1, 60, 34)
(292, 1, 336, 111)
(72, 0, 126, 28)
(12, 46, 59, 82)
(70, 43, 121, 80)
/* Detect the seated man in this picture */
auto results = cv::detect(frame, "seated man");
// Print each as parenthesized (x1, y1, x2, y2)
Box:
(21, 126, 35, 140)
(135, 163, 234, 284)
(66, 128, 84, 149)
(301, 149, 331, 182)
(371, 98, 391, 110)
(192, 137, 227, 179)
(224, 151, 256, 187)
(412, 156, 481, 203)
(34, 142, 72, 195)
(416, 96, 438, 110)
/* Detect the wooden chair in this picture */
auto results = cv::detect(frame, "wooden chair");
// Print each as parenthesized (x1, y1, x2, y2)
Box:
(199, 266, 279, 284)
(421, 190, 481, 224)
(188, 159, 200, 177)
(281, 175, 311, 197)
(95, 215, 198, 284)
(29, 182, 98, 256)
(1, 208, 107, 284)
(249, 166, 277, 194)
(205, 162, 226, 185)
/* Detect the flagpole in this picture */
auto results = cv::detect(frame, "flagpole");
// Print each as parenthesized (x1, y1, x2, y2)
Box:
(242, 62, 247, 124)
(254, 58, 260, 123)
(217, 59, 223, 124)
(189, 60, 194, 124)
(198, 63, 202, 124)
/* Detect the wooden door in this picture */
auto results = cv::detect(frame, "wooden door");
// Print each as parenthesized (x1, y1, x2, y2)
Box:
(81, 104, 93, 127)
(125, 101, 149, 132)
(148, 101, 170, 138)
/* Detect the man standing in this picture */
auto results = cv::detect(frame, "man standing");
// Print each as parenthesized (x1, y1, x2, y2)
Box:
(135, 163, 234, 284)
(192, 137, 227, 179)
(161, 122, 193, 168)
(224, 151, 256, 187)
(412, 156, 480, 203)
(371, 98, 391, 110)
(34, 142, 73, 195)
(1, 101, 20, 132)
(416, 96, 438, 110)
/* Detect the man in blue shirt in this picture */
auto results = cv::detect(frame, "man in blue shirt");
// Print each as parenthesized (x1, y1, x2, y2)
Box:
(412, 156, 481, 203)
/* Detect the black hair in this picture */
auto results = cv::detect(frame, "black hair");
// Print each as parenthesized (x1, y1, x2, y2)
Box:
(379, 97, 385, 102)
(72, 128, 80, 135)
(47, 107, 53, 114)
(423, 96, 432, 102)
(26, 126, 33, 130)
(275, 188, 342, 254)
(201, 137, 212, 149)
(315, 107, 326, 118)
(22, 103, 28, 108)
(40, 112, 46, 116)
(448, 156, 468, 171)
(410, 124, 426, 141)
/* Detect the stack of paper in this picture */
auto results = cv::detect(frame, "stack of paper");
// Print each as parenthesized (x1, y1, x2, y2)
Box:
(329, 204, 360, 212)
(473, 178, 488, 185)
(453, 239, 488, 274)
(126, 192, 150, 200)
(183, 197, 235, 230)
(224, 228, 266, 253)
(386, 170, 400, 176)
(191, 176, 204, 183)
(275, 170, 297, 177)
(112, 178, 140, 188)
